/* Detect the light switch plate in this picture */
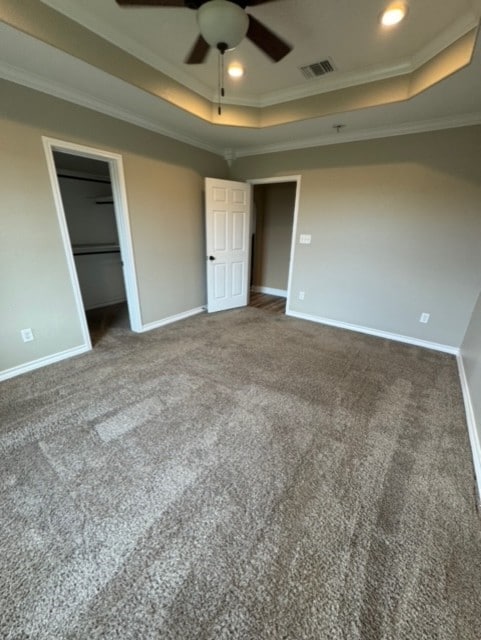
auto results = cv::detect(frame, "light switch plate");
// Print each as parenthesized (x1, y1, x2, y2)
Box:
(299, 234, 311, 244)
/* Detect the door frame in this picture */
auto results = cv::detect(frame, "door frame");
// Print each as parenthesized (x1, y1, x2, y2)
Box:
(42, 137, 142, 351)
(247, 175, 301, 315)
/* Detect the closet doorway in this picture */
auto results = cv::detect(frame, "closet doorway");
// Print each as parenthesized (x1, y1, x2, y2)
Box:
(249, 178, 299, 314)
(43, 138, 141, 349)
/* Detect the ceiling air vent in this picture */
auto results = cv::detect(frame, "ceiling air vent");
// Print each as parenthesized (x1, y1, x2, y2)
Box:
(299, 59, 335, 80)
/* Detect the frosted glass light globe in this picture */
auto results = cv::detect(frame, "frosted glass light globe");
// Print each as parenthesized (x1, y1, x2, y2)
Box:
(198, 0, 249, 50)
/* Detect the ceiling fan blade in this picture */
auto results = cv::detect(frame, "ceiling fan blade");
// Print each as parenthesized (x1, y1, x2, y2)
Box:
(246, 14, 292, 62)
(185, 35, 210, 64)
(115, 0, 186, 6)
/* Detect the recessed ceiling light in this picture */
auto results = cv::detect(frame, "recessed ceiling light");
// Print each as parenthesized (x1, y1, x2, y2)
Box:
(228, 62, 244, 78)
(380, 2, 408, 27)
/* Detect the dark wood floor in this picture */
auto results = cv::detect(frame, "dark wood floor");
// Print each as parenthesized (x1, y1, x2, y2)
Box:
(86, 293, 286, 343)
(86, 302, 129, 345)
(249, 292, 286, 313)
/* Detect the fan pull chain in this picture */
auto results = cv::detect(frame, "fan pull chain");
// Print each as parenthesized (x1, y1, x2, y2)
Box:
(217, 50, 221, 115)
(217, 44, 226, 116)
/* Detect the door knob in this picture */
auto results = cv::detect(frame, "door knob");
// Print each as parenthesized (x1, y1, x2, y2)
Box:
(208, 256, 216, 261)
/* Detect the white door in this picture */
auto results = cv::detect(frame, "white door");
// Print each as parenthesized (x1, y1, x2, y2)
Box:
(205, 178, 251, 313)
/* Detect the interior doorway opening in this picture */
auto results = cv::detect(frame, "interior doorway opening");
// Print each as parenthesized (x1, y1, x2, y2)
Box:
(249, 179, 299, 315)
(43, 137, 142, 352)
(53, 152, 128, 343)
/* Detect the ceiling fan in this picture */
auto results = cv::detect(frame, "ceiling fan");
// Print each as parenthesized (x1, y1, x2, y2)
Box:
(115, 0, 292, 64)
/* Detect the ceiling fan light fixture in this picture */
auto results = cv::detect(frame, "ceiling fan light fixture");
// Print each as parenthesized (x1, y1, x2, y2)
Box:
(380, 2, 408, 27)
(197, 0, 249, 51)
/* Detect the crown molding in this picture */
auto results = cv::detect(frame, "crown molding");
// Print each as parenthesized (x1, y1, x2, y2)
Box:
(0, 60, 222, 156)
(2, 2, 477, 130)
(2, 58, 480, 163)
(233, 14, 480, 108)
(38, 0, 215, 102)
(232, 112, 481, 158)
(222, 61, 411, 108)
(1, 43, 480, 163)
(37, 0, 480, 110)
(410, 13, 479, 69)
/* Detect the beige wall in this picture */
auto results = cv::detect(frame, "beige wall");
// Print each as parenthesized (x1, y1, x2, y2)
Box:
(0, 79, 227, 375)
(232, 126, 481, 348)
(252, 183, 295, 292)
(461, 292, 481, 447)
(2, 76, 481, 381)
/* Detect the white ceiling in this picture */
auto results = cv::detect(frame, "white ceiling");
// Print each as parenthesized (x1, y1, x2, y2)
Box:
(1, 0, 481, 158)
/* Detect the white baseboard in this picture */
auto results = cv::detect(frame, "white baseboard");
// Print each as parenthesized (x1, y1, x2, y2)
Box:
(286, 310, 459, 355)
(457, 354, 481, 504)
(0, 344, 91, 382)
(140, 307, 204, 333)
(251, 286, 287, 298)
(1, 307, 204, 380)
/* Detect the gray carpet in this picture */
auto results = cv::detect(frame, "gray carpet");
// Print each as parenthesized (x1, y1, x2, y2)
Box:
(1, 307, 481, 639)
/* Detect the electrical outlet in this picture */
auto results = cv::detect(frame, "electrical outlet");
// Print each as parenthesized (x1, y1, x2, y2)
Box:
(419, 313, 430, 324)
(298, 291, 305, 301)
(21, 328, 34, 342)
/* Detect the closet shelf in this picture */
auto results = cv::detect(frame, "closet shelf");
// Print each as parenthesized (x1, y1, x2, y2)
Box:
(95, 196, 113, 205)
(73, 244, 120, 256)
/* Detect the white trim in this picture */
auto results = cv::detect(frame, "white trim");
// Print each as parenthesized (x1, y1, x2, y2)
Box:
(224, 61, 409, 108)
(139, 307, 204, 333)
(2, 59, 480, 161)
(107, 149, 143, 332)
(410, 13, 478, 71)
(39, 0, 215, 103)
(457, 354, 481, 504)
(251, 286, 287, 298)
(286, 179, 301, 317)
(42, 139, 92, 353)
(0, 61, 219, 156)
(0, 344, 90, 382)
(234, 112, 481, 158)
(248, 176, 302, 185)
(236, 15, 479, 108)
(247, 176, 301, 318)
(43, 137, 143, 336)
(286, 310, 459, 355)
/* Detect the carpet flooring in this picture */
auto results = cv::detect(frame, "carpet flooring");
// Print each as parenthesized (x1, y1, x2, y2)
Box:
(1, 307, 481, 639)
